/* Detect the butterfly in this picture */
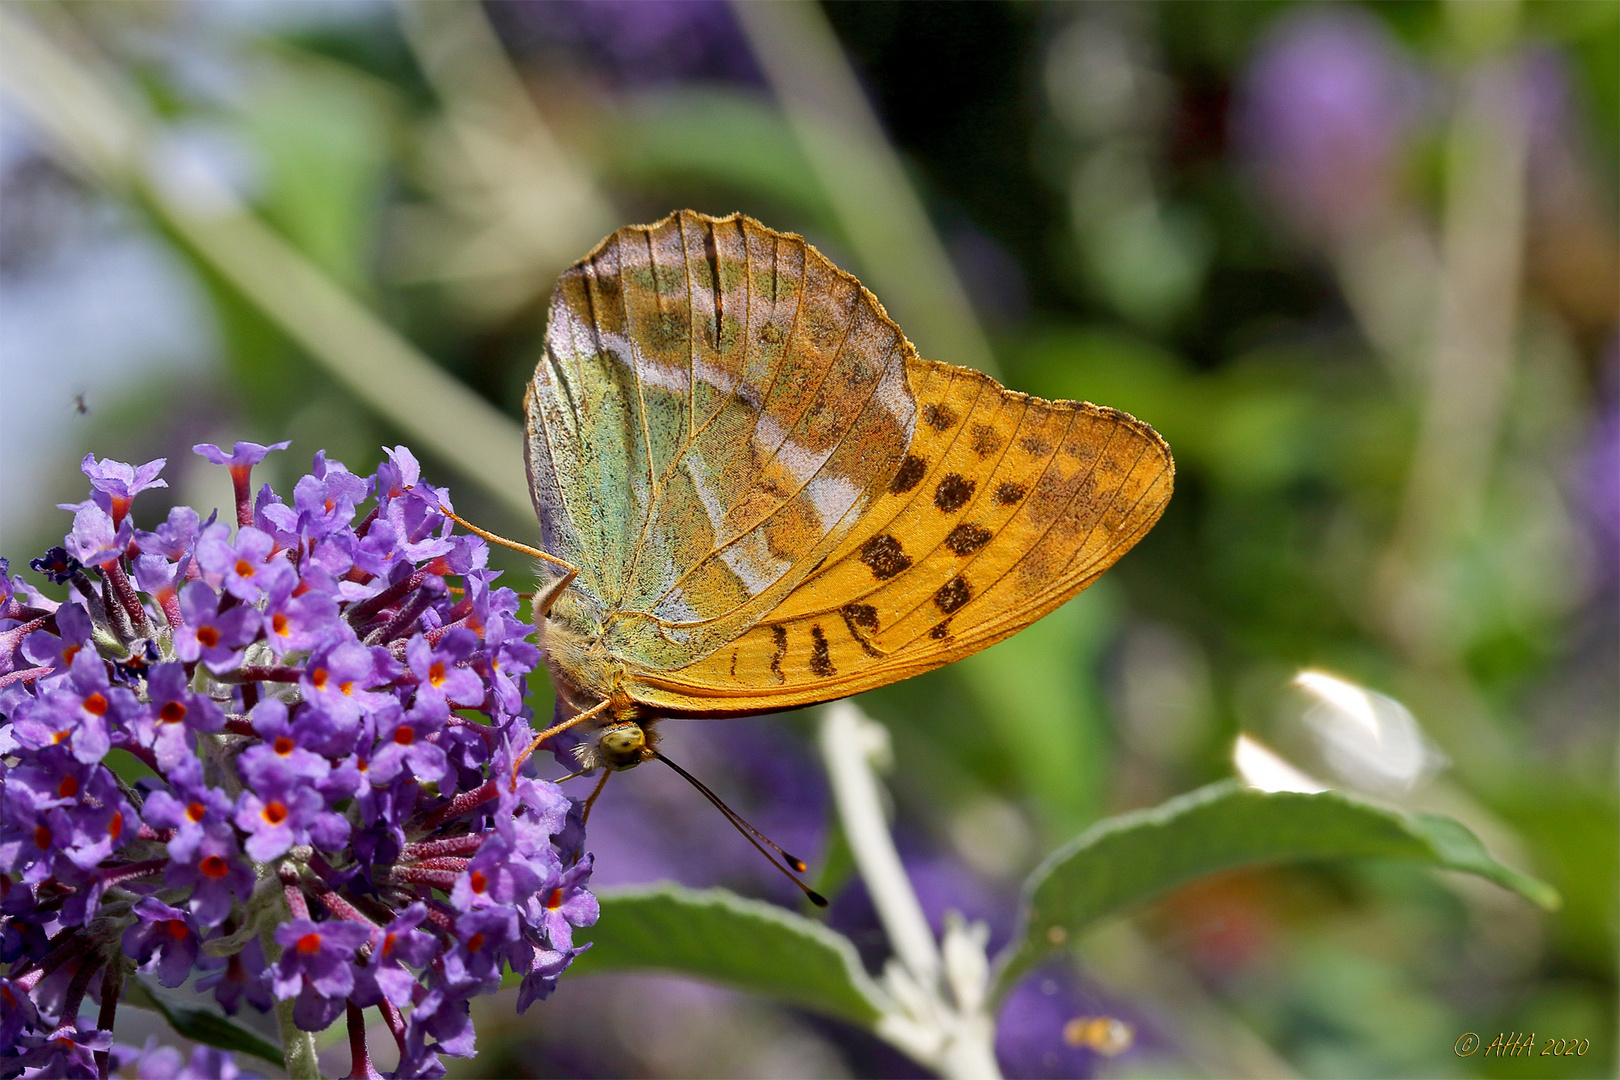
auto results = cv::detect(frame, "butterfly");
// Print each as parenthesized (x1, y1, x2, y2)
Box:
(485, 210, 1172, 894)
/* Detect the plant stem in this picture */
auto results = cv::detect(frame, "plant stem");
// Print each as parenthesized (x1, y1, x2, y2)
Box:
(818, 703, 939, 988)
(818, 702, 1003, 1080)
(94, 962, 122, 1080)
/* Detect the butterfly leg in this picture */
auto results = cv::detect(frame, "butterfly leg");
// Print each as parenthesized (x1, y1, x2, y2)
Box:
(511, 698, 610, 782)
(530, 566, 577, 620)
(580, 769, 612, 825)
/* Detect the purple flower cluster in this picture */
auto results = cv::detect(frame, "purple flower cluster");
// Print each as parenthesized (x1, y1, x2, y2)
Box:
(1233, 6, 1428, 247)
(0, 444, 595, 1078)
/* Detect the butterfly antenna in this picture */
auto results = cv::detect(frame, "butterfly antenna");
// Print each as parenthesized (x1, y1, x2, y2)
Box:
(652, 751, 827, 908)
(652, 752, 811, 871)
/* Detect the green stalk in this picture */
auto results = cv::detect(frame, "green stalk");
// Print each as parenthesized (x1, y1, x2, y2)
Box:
(259, 923, 322, 1080)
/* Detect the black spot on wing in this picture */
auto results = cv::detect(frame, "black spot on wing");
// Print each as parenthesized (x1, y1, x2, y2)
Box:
(923, 403, 957, 431)
(889, 454, 927, 495)
(1020, 436, 1052, 456)
(930, 620, 951, 640)
(840, 602, 882, 657)
(934, 575, 972, 614)
(944, 523, 992, 556)
(995, 481, 1027, 506)
(769, 625, 787, 684)
(970, 424, 1002, 457)
(934, 474, 975, 513)
(809, 625, 835, 677)
(859, 535, 912, 580)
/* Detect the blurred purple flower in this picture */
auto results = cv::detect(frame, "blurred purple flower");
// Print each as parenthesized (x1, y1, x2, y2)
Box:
(1234, 6, 1427, 246)
(996, 963, 1155, 1079)
(196, 937, 273, 1016)
(1581, 359, 1619, 591)
(61, 500, 133, 569)
(134, 1041, 262, 1080)
(492, 0, 762, 89)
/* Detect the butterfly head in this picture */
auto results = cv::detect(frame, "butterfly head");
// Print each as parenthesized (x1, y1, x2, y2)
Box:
(593, 720, 657, 771)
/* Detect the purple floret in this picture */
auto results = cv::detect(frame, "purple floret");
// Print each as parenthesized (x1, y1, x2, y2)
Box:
(79, 453, 167, 526)
(171, 580, 259, 672)
(271, 918, 374, 1031)
(123, 897, 205, 988)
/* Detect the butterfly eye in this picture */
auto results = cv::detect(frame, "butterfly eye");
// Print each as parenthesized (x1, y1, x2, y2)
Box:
(596, 723, 650, 770)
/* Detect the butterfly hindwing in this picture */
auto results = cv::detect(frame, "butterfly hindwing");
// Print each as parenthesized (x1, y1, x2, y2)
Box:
(630, 358, 1174, 713)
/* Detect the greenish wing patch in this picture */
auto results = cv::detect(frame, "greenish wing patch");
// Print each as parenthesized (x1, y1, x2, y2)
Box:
(528, 211, 921, 671)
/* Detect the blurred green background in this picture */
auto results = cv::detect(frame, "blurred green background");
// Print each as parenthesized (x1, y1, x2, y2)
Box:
(0, 1, 1614, 1077)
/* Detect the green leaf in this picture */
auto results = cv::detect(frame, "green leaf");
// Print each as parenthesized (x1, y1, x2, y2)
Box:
(557, 883, 887, 1025)
(123, 976, 286, 1068)
(994, 781, 1561, 997)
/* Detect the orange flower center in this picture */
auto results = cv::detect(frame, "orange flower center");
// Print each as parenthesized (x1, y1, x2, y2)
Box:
(234, 559, 255, 578)
(159, 701, 187, 724)
(547, 889, 564, 910)
(108, 812, 122, 840)
(469, 871, 488, 894)
(393, 726, 414, 746)
(166, 919, 189, 941)
(81, 692, 108, 716)
(311, 668, 329, 689)
(33, 826, 50, 850)
(273, 736, 295, 756)
(196, 626, 220, 648)
(57, 776, 78, 799)
(297, 933, 323, 955)
(262, 802, 288, 826)
(200, 855, 229, 879)
(428, 663, 447, 687)
(466, 933, 485, 952)
(272, 613, 290, 636)
(187, 801, 206, 822)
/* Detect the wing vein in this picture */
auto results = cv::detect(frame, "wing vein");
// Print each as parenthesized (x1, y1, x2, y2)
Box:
(626, 230, 658, 504)
(884, 416, 1134, 644)
(649, 326, 898, 616)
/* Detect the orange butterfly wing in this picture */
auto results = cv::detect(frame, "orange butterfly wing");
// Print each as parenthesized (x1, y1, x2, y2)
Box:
(628, 356, 1173, 714)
